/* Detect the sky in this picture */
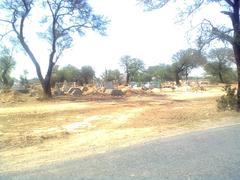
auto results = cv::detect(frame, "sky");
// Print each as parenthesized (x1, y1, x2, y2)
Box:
(9, 0, 230, 79)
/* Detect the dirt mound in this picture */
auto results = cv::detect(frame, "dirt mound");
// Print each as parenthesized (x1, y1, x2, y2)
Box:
(71, 88, 82, 96)
(51, 84, 157, 97)
(0, 91, 31, 104)
(151, 88, 161, 94)
(81, 86, 106, 96)
(120, 87, 149, 96)
(29, 84, 43, 97)
(105, 89, 124, 96)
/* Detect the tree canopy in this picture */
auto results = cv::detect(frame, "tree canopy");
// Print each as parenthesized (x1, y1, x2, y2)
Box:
(0, 48, 16, 89)
(79, 65, 95, 84)
(101, 69, 121, 83)
(120, 55, 145, 85)
(143, 64, 174, 82)
(51, 64, 95, 86)
(205, 47, 236, 83)
(172, 49, 206, 85)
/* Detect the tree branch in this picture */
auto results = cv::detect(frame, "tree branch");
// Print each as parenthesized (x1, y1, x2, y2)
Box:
(0, 30, 14, 41)
(225, 0, 234, 7)
(7, 1, 44, 83)
(201, 19, 234, 44)
(61, 22, 91, 34)
(221, 11, 233, 17)
(0, 19, 12, 23)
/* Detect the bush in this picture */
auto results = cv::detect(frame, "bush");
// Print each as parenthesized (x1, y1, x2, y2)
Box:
(217, 85, 237, 110)
(20, 70, 29, 88)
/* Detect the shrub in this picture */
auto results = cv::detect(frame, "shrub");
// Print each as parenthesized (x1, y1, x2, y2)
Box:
(217, 85, 237, 110)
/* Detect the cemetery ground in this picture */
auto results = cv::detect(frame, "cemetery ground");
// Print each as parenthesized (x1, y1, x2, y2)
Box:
(0, 85, 240, 174)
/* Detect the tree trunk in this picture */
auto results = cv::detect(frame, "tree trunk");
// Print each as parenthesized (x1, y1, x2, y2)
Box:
(218, 72, 224, 83)
(84, 77, 88, 84)
(18, 37, 50, 97)
(126, 72, 130, 85)
(39, 76, 52, 98)
(42, 62, 54, 98)
(185, 68, 188, 84)
(236, 61, 240, 111)
(42, 79, 52, 98)
(232, 43, 240, 111)
(185, 73, 188, 82)
(175, 72, 180, 86)
(2, 69, 8, 87)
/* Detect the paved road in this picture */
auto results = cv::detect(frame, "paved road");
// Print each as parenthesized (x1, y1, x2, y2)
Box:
(2, 124, 240, 180)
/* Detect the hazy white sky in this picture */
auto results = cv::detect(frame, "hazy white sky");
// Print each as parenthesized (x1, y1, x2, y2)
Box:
(11, 0, 230, 78)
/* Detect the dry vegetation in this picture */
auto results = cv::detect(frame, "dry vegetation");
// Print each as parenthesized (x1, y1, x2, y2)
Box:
(0, 85, 239, 173)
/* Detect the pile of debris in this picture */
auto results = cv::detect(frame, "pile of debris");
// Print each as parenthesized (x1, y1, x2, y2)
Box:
(119, 86, 150, 96)
(52, 82, 156, 97)
(0, 90, 29, 103)
(29, 84, 43, 97)
(54, 85, 124, 97)
(50, 80, 210, 98)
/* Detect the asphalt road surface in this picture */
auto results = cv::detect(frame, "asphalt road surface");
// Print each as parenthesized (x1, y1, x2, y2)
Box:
(2, 124, 240, 180)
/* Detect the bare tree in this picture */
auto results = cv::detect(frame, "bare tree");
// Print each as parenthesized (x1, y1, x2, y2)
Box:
(138, 0, 240, 111)
(0, 0, 108, 97)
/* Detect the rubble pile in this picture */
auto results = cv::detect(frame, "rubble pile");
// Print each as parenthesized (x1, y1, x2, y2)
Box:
(0, 80, 211, 104)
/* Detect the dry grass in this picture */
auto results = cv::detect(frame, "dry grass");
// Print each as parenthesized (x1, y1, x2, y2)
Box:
(0, 85, 239, 173)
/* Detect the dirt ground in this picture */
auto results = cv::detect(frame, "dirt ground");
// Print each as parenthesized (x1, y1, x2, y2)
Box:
(0, 85, 239, 173)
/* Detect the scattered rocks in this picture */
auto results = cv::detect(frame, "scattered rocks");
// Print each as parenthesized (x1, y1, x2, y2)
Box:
(111, 89, 124, 96)
(67, 87, 76, 94)
(61, 81, 70, 92)
(53, 89, 64, 96)
(105, 89, 113, 95)
(70, 88, 82, 96)
(80, 86, 88, 92)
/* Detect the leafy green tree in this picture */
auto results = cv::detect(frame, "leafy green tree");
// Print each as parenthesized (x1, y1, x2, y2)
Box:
(138, 0, 240, 110)
(146, 64, 174, 82)
(79, 66, 95, 84)
(172, 49, 206, 85)
(120, 55, 145, 85)
(0, 0, 108, 98)
(50, 65, 60, 87)
(205, 62, 237, 83)
(61, 65, 81, 82)
(102, 69, 121, 83)
(52, 64, 81, 83)
(51, 65, 95, 85)
(204, 48, 236, 83)
(136, 71, 152, 83)
(0, 48, 16, 89)
(20, 70, 29, 88)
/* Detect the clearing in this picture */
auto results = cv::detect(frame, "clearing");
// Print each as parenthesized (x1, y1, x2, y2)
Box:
(0, 85, 239, 173)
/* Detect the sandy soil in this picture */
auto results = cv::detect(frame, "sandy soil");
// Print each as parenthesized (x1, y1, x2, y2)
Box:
(0, 86, 239, 173)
